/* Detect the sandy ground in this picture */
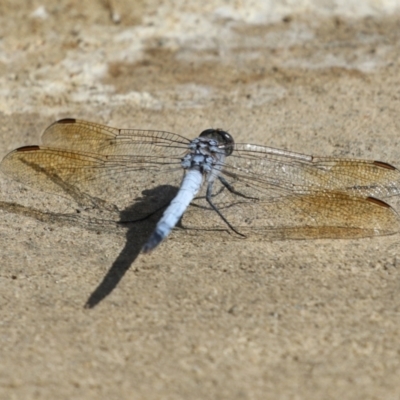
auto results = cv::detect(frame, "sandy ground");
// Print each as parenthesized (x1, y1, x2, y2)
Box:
(1, 1, 400, 399)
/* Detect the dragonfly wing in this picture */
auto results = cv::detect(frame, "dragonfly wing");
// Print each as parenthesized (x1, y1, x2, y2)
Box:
(41, 118, 190, 156)
(183, 183, 400, 239)
(0, 120, 191, 220)
(182, 143, 400, 238)
(219, 143, 400, 199)
(42, 118, 118, 150)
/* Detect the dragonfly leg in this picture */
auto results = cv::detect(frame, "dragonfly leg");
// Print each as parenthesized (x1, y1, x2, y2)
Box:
(218, 176, 258, 200)
(206, 183, 245, 237)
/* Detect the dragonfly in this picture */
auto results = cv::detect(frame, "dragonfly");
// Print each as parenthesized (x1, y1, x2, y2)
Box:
(1, 118, 400, 253)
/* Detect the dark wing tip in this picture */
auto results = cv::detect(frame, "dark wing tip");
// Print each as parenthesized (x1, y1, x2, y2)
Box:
(373, 160, 396, 170)
(367, 196, 391, 208)
(56, 118, 77, 124)
(16, 145, 41, 152)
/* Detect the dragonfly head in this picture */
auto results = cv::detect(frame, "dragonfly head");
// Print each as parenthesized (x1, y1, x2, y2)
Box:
(199, 129, 234, 156)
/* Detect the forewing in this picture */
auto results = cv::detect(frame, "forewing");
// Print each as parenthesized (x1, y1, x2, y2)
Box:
(41, 118, 190, 156)
(220, 143, 400, 199)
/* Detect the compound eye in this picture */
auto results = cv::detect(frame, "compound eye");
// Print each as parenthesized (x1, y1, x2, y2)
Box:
(199, 129, 216, 139)
(199, 129, 235, 156)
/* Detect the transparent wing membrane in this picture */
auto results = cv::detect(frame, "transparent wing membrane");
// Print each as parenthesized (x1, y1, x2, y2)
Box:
(1, 118, 400, 239)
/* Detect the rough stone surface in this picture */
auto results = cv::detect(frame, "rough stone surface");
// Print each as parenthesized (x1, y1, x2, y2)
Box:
(1, 1, 400, 399)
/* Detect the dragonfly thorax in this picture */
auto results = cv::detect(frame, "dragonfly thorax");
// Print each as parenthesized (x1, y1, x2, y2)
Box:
(181, 136, 227, 174)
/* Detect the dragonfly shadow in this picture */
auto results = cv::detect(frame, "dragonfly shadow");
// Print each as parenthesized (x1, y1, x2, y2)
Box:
(84, 184, 178, 309)
(0, 183, 177, 309)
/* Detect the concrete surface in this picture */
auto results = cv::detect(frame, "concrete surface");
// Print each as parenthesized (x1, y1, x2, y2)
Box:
(1, 1, 400, 399)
